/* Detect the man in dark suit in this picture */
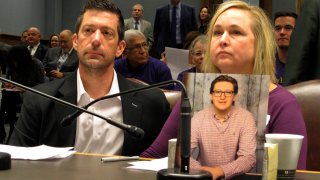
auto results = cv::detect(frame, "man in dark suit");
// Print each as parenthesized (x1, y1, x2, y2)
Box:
(43, 29, 78, 80)
(124, 4, 153, 46)
(152, 0, 197, 58)
(9, 0, 170, 156)
(26, 27, 48, 62)
(284, 0, 320, 86)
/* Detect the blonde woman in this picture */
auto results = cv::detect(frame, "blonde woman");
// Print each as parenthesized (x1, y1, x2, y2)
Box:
(198, 0, 307, 178)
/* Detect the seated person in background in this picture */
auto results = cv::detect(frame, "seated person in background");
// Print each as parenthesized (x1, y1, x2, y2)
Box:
(0, 42, 11, 75)
(198, 6, 211, 34)
(6, 45, 45, 88)
(26, 27, 48, 62)
(20, 30, 28, 45)
(175, 35, 207, 91)
(0, 42, 10, 143)
(1, 45, 45, 143)
(159, 31, 202, 64)
(273, 11, 297, 84)
(9, 0, 170, 156)
(48, 34, 60, 48)
(183, 31, 202, 50)
(190, 75, 257, 179)
(43, 29, 78, 80)
(114, 29, 174, 89)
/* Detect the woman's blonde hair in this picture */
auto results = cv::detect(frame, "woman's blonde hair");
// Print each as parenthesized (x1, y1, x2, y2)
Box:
(202, 0, 277, 83)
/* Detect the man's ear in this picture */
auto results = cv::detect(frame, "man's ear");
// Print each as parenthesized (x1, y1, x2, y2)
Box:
(72, 34, 78, 50)
(233, 94, 238, 103)
(116, 40, 126, 57)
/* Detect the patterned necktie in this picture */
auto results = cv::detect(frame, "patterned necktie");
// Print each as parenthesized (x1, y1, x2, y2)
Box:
(57, 53, 68, 71)
(134, 21, 139, 30)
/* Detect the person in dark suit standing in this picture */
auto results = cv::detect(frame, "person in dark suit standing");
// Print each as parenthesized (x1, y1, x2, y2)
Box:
(284, 0, 320, 86)
(43, 29, 78, 80)
(152, 0, 197, 58)
(26, 27, 48, 62)
(124, 4, 153, 46)
(9, 0, 170, 156)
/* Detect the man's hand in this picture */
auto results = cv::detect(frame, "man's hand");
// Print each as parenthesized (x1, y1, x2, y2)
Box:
(49, 70, 64, 78)
(201, 166, 224, 180)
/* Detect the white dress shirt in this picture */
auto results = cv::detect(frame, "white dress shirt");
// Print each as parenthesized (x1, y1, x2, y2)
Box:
(28, 43, 40, 57)
(74, 69, 124, 155)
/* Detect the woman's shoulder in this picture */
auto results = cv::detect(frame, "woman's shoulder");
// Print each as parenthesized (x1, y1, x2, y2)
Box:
(269, 85, 297, 104)
(268, 84, 303, 126)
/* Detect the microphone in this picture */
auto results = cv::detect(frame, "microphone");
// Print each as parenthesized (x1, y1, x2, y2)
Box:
(60, 80, 190, 167)
(0, 77, 144, 139)
(60, 78, 210, 179)
(61, 80, 183, 126)
(2, 76, 210, 179)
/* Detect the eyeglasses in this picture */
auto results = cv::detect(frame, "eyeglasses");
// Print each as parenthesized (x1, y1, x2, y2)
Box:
(212, 90, 234, 97)
(127, 42, 149, 51)
(192, 51, 205, 57)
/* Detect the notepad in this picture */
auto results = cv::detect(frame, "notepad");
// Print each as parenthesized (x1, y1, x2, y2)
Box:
(0, 144, 75, 160)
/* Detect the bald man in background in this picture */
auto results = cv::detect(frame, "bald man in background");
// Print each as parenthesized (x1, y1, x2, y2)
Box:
(43, 29, 78, 80)
(26, 27, 48, 61)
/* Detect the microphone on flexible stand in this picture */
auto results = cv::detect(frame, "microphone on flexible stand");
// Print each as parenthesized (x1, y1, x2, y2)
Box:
(2, 76, 211, 179)
(156, 86, 212, 180)
(61, 80, 181, 126)
(59, 79, 211, 179)
(0, 77, 144, 139)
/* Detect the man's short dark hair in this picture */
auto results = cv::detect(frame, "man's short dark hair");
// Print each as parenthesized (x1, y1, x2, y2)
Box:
(75, 0, 125, 41)
(274, 11, 298, 22)
(210, 75, 238, 95)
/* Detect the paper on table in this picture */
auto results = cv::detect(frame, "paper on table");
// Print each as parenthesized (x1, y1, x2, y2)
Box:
(126, 157, 168, 171)
(0, 144, 75, 160)
(165, 47, 191, 80)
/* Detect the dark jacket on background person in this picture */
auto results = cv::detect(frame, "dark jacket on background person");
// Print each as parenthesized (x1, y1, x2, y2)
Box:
(43, 47, 78, 76)
(284, 0, 320, 85)
(33, 43, 48, 62)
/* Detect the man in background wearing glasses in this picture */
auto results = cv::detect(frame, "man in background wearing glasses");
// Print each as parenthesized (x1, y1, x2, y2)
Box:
(114, 30, 174, 89)
(43, 29, 79, 80)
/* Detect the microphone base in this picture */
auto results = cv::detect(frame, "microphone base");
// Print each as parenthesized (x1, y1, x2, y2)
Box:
(0, 152, 11, 170)
(157, 168, 212, 180)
